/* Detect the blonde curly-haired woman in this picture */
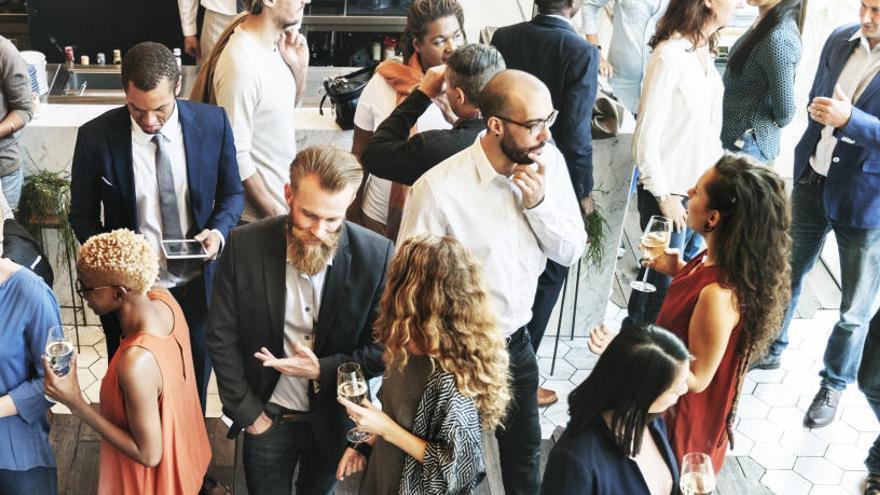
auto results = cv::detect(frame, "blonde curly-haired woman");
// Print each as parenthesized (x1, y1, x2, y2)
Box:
(44, 229, 211, 495)
(337, 235, 511, 495)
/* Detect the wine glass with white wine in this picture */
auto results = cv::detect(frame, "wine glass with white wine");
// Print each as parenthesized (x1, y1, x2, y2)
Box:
(680, 452, 716, 495)
(630, 215, 672, 293)
(44, 325, 75, 402)
(337, 362, 371, 443)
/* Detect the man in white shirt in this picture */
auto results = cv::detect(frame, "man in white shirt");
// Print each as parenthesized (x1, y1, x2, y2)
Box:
(397, 70, 587, 495)
(212, 0, 310, 222)
(177, 0, 242, 60)
(69, 42, 245, 410)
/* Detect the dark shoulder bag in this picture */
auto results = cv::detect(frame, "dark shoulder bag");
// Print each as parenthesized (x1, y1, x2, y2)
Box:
(319, 63, 379, 130)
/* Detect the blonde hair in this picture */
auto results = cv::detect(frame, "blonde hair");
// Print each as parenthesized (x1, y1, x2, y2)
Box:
(375, 235, 511, 429)
(289, 145, 363, 195)
(77, 229, 159, 295)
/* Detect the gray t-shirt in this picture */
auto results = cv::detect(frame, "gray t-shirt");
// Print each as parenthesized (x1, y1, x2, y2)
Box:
(360, 354, 433, 495)
(0, 36, 32, 176)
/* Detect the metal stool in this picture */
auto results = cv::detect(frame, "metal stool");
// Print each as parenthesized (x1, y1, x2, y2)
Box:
(31, 216, 84, 352)
(550, 257, 583, 375)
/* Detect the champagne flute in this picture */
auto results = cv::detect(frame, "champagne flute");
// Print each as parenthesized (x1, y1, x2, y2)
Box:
(337, 362, 371, 443)
(630, 215, 672, 293)
(680, 452, 716, 495)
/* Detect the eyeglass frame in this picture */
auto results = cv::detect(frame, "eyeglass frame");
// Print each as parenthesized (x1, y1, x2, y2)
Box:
(494, 109, 559, 137)
(75, 278, 124, 297)
(425, 30, 465, 49)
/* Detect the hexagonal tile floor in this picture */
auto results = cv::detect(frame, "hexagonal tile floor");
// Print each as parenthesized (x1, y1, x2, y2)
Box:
(54, 304, 877, 494)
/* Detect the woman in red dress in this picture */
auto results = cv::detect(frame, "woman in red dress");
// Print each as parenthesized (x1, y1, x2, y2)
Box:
(593, 154, 790, 473)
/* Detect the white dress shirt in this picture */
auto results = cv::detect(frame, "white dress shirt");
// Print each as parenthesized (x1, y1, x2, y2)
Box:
(810, 32, 880, 177)
(131, 104, 198, 287)
(268, 257, 330, 412)
(178, 0, 238, 37)
(397, 135, 587, 337)
(633, 34, 724, 197)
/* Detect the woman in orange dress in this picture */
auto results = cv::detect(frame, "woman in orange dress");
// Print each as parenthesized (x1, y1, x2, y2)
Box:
(44, 229, 211, 494)
(592, 154, 790, 473)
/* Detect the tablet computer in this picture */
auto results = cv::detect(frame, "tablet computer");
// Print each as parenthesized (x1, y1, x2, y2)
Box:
(161, 239, 208, 260)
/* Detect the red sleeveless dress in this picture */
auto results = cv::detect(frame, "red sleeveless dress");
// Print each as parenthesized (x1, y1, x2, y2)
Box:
(658, 252, 743, 475)
(97, 290, 211, 494)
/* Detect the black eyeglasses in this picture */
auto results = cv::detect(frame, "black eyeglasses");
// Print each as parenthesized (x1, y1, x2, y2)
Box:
(495, 110, 558, 137)
(75, 279, 118, 297)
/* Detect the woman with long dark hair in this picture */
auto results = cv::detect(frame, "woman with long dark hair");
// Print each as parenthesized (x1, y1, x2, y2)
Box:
(722, 0, 802, 162)
(336, 235, 510, 494)
(627, 0, 736, 327)
(593, 154, 790, 473)
(542, 324, 690, 495)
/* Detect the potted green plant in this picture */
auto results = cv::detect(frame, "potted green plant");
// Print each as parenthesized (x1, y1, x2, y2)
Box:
(18, 169, 78, 262)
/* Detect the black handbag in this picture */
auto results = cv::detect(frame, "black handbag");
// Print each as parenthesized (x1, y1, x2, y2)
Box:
(319, 63, 379, 130)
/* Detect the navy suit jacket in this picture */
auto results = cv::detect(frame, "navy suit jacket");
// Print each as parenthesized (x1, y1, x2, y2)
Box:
(69, 99, 244, 300)
(795, 24, 880, 229)
(492, 14, 600, 199)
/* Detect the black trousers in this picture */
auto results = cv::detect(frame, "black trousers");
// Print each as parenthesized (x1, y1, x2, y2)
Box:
(527, 259, 569, 352)
(495, 328, 542, 495)
(99, 275, 211, 412)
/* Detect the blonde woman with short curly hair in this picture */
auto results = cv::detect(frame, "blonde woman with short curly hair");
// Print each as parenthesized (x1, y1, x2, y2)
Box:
(337, 234, 510, 494)
(44, 229, 211, 495)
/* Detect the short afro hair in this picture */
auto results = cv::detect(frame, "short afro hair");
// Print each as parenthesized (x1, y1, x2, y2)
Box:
(77, 229, 159, 295)
(121, 41, 180, 92)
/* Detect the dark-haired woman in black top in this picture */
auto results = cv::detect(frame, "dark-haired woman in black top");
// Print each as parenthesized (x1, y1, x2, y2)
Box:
(541, 324, 691, 495)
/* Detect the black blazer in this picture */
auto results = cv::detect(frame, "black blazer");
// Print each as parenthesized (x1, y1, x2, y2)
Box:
(492, 14, 600, 198)
(206, 216, 392, 462)
(360, 89, 486, 186)
(68, 100, 244, 301)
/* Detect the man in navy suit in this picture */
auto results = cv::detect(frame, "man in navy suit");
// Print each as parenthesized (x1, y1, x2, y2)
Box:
(491, 0, 599, 409)
(752, 4, 880, 438)
(69, 42, 244, 410)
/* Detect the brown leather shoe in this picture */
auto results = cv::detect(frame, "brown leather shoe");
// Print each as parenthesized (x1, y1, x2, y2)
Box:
(537, 386, 558, 407)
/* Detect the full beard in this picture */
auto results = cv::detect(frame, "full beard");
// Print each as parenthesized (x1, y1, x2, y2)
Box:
(500, 134, 545, 165)
(286, 223, 341, 275)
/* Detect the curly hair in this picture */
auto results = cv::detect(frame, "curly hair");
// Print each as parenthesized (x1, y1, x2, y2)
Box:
(650, 0, 720, 52)
(77, 229, 159, 295)
(374, 235, 510, 429)
(400, 0, 466, 61)
(706, 154, 791, 365)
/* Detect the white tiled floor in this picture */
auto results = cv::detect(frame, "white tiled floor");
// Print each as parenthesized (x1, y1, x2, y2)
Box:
(537, 303, 879, 494)
(58, 303, 877, 493)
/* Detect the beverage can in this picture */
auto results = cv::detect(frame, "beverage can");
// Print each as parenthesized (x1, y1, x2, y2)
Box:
(64, 46, 74, 63)
(80, 55, 89, 65)
(96, 52, 106, 65)
(113, 49, 122, 64)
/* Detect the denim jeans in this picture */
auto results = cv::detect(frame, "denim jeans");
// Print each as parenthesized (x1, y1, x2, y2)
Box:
(624, 186, 703, 327)
(0, 466, 56, 494)
(860, 309, 880, 474)
(242, 412, 337, 495)
(770, 178, 880, 391)
(725, 130, 769, 164)
(495, 329, 541, 495)
(0, 166, 23, 211)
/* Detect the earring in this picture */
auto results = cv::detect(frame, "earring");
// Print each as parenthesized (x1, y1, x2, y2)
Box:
(703, 221, 715, 233)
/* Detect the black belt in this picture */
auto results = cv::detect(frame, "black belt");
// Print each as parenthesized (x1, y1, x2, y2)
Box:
(506, 327, 528, 346)
(265, 403, 311, 423)
(801, 167, 826, 185)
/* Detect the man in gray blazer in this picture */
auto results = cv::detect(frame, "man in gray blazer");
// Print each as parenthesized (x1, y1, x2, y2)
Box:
(207, 145, 392, 495)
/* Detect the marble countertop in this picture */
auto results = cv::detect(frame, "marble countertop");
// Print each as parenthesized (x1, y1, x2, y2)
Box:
(29, 103, 346, 131)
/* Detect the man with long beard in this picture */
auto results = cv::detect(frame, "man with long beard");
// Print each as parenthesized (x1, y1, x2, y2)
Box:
(207, 145, 393, 494)
(397, 69, 587, 495)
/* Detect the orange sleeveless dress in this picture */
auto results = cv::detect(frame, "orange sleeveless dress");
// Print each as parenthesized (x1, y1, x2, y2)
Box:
(659, 252, 744, 475)
(97, 290, 211, 494)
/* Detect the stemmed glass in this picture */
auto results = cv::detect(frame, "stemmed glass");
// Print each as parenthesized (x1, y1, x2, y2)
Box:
(680, 452, 716, 495)
(337, 362, 371, 443)
(44, 325, 74, 402)
(630, 215, 672, 293)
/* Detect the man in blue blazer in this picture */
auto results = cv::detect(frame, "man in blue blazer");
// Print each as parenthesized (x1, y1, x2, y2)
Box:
(69, 42, 244, 410)
(753, 11, 880, 436)
(491, 0, 599, 411)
